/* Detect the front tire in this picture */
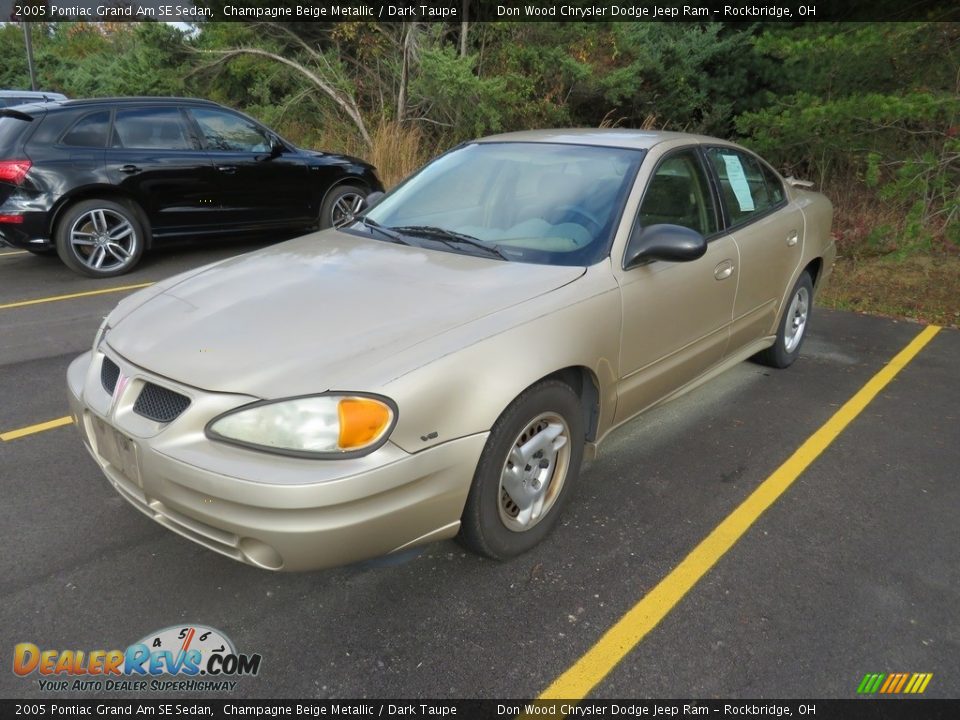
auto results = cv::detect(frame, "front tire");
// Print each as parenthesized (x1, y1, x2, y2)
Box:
(458, 380, 584, 560)
(55, 199, 145, 278)
(756, 271, 814, 369)
(320, 184, 368, 230)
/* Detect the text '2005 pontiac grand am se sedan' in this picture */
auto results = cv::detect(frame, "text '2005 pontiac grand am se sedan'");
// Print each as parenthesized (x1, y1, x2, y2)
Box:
(66, 129, 835, 571)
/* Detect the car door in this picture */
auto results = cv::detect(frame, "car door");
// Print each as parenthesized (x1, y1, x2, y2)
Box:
(613, 146, 739, 424)
(704, 146, 805, 350)
(185, 106, 312, 230)
(105, 105, 220, 236)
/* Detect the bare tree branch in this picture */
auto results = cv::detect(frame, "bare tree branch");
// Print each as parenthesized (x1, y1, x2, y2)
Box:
(193, 46, 371, 146)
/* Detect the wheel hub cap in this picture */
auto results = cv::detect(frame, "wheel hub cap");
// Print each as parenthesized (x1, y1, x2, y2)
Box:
(784, 286, 809, 353)
(498, 413, 571, 532)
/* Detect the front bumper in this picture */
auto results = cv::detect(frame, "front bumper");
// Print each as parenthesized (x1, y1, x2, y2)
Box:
(67, 348, 487, 571)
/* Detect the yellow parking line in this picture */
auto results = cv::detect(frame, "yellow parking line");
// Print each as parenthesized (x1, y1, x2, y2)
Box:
(0, 416, 74, 442)
(538, 324, 942, 702)
(0, 250, 29, 257)
(0, 282, 153, 311)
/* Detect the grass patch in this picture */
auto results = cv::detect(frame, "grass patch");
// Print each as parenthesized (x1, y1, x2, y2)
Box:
(820, 254, 960, 328)
(823, 178, 959, 327)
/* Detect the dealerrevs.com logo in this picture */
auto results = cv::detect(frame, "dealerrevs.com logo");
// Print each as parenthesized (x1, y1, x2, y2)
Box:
(13, 625, 261, 693)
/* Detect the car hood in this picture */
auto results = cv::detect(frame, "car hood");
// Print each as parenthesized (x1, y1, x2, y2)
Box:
(302, 149, 370, 167)
(106, 230, 585, 397)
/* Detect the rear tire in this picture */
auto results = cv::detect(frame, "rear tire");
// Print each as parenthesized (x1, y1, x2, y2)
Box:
(320, 184, 368, 230)
(458, 380, 584, 560)
(55, 199, 146, 278)
(755, 271, 813, 369)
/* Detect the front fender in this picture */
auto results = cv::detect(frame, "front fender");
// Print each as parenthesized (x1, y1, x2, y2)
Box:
(380, 263, 622, 454)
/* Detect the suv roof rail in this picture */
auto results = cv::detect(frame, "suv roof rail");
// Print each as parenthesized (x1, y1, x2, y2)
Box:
(60, 96, 223, 107)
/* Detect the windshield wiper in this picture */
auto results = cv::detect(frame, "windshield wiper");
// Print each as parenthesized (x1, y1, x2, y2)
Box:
(391, 225, 508, 260)
(360, 217, 413, 246)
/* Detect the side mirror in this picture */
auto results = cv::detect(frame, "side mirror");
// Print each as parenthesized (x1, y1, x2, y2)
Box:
(269, 135, 285, 157)
(624, 224, 707, 269)
(363, 191, 385, 211)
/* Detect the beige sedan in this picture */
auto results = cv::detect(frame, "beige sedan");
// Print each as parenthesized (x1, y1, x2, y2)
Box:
(67, 129, 835, 571)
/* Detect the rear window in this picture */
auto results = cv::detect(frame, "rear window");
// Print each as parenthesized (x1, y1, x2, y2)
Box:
(0, 115, 33, 151)
(111, 107, 193, 150)
(706, 147, 786, 226)
(61, 111, 111, 148)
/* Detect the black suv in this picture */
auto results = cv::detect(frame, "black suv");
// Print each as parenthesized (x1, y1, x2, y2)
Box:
(0, 97, 382, 277)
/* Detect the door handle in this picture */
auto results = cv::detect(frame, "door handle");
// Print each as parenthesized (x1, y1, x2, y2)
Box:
(714, 260, 735, 280)
(787, 231, 799, 247)
(119, 164, 141, 174)
(217, 165, 237, 174)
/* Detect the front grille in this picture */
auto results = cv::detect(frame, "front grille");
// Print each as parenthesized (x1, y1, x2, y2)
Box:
(133, 383, 190, 423)
(101, 357, 120, 395)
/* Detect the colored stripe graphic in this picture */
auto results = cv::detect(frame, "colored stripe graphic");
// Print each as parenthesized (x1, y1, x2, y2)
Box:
(857, 673, 884, 694)
(879, 674, 896, 693)
(858, 672, 931, 694)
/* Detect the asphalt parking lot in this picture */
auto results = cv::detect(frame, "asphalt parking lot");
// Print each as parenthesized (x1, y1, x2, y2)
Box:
(1, 240, 957, 701)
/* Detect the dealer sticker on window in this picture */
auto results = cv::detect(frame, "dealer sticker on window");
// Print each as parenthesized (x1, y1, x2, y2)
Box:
(722, 153, 756, 212)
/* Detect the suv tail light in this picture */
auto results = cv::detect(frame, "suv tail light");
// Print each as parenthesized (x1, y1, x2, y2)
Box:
(0, 160, 32, 185)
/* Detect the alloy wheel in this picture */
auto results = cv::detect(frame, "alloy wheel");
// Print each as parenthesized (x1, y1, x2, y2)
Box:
(331, 192, 366, 229)
(69, 208, 138, 272)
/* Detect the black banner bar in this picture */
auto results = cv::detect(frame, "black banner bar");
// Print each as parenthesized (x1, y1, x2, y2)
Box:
(6, 0, 959, 24)
(2, 699, 959, 720)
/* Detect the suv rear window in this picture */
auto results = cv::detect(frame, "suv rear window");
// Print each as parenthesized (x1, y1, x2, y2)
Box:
(0, 114, 33, 151)
(112, 107, 192, 150)
(61, 111, 111, 148)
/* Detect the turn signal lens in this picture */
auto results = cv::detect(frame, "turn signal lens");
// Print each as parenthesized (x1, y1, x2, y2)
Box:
(338, 398, 393, 450)
(0, 160, 32, 185)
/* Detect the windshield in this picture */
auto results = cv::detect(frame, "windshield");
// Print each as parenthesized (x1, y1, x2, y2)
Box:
(360, 142, 644, 266)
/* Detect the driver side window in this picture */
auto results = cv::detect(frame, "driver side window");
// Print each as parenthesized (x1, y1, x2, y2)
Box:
(638, 149, 718, 237)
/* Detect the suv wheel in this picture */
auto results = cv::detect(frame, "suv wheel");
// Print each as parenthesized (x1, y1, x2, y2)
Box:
(55, 199, 146, 277)
(320, 185, 367, 230)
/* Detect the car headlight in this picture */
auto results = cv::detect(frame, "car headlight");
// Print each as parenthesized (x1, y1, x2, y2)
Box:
(205, 394, 397, 458)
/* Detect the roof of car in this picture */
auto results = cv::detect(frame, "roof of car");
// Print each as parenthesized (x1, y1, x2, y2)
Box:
(476, 128, 735, 151)
(15, 97, 225, 112)
(63, 97, 223, 107)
